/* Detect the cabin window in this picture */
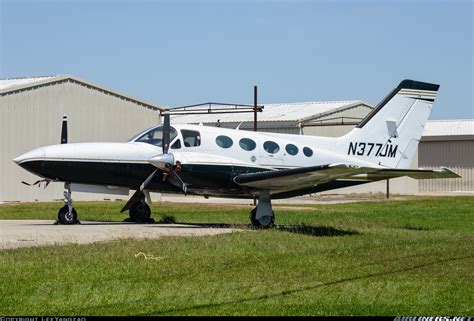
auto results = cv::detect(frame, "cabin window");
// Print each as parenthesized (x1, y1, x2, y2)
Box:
(135, 126, 177, 147)
(285, 144, 298, 156)
(181, 130, 201, 147)
(263, 141, 280, 154)
(216, 135, 233, 148)
(170, 139, 181, 149)
(303, 147, 313, 157)
(239, 138, 256, 151)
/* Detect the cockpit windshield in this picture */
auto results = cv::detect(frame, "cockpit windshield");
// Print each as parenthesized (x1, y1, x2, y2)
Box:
(132, 126, 178, 147)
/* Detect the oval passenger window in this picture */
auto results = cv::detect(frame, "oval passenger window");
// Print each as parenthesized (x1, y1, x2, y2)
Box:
(216, 135, 233, 148)
(263, 141, 280, 154)
(239, 138, 256, 151)
(285, 144, 298, 156)
(303, 147, 313, 157)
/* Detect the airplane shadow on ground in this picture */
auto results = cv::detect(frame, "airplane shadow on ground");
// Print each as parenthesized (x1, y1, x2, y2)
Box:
(149, 222, 360, 237)
(28, 220, 358, 237)
(275, 224, 359, 237)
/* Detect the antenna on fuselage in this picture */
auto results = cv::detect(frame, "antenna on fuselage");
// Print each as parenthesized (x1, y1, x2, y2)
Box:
(298, 122, 304, 135)
(235, 121, 244, 130)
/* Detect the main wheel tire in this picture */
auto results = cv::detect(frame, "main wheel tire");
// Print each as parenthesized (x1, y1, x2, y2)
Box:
(129, 202, 151, 223)
(250, 208, 275, 228)
(57, 205, 78, 225)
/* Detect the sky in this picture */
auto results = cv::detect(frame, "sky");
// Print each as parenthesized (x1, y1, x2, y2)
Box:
(1, 0, 472, 120)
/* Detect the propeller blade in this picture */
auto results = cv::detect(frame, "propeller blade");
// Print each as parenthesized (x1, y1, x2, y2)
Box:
(61, 115, 68, 144)
(162, 111, 170, 154)
(169, 169, 187, 195)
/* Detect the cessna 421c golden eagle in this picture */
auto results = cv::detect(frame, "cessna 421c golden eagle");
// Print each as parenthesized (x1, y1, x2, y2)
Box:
(14, 79, 460, 227)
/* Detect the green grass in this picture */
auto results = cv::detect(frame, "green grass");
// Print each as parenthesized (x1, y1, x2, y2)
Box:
(1, 196, 473, 316)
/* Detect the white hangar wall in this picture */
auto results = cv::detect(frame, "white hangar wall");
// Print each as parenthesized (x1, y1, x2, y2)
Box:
(0, 76, 162, 202)
(418, 125, 474, 193)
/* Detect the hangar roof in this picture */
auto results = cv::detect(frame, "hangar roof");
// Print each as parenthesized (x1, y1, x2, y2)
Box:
(423, 119, 474, 140)
(0, 76, 57, 91)
(171, 100, 372, 124)
(0, 75, 163, 111)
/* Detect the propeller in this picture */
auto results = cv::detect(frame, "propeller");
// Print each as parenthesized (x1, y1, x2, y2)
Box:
(61, 115, 68, 144)
(151, 109, 188, 194)
(121, 110, 187, 213)
(162, 111, 170, 154)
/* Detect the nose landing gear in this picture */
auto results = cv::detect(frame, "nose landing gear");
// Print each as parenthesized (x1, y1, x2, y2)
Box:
(56, 183, 79, 225)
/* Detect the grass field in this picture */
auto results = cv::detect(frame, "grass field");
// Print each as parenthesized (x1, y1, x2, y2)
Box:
(1, 196, 473, 316)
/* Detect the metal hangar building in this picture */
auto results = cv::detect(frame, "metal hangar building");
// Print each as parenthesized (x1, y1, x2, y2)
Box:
(0, 75, 163, 202)
(171, 100, 374, 136)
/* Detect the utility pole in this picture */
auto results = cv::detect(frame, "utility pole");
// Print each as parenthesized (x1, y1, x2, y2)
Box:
(253, 85, 258, 206)
(386, 179, 390, 199)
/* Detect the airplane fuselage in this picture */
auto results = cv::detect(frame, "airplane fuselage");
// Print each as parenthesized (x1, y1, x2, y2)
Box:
(14, 124, 379, 198)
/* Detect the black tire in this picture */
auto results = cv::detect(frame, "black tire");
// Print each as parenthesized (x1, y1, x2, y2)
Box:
(129, 202, 151, 223)
(57, 205, 78, 225)
(250, 207, 275, 228)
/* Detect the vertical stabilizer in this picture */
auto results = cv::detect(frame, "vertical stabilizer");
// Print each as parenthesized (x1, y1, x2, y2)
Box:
(342, 80, 439, 168)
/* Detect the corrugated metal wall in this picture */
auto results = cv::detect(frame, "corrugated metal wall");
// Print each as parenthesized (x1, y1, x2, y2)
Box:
(302, 105, 372, 138)
(418, 140, 473, 192)
(203, 121, 300, 134)
(303, 125, 354, 137)
(0, 81, 161, 201)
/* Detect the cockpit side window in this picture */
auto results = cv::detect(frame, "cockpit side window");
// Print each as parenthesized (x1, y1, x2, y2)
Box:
(181, 130, 201, 147)
(134, 126, 177, 147)
(171, 139, 181, 149)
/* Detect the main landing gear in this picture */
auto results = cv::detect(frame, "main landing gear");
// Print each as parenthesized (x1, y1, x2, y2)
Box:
(56, 183, 79, 225)
(121, 190, 154, 223)
(250, 190, 275, 228)
(128, 199, 152, 223)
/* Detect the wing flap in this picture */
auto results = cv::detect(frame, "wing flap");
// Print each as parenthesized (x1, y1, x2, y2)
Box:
(234, 164, 376, 190)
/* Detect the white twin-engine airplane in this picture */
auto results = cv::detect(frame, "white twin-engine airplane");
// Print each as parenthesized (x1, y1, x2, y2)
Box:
(14, 79, 460, 227)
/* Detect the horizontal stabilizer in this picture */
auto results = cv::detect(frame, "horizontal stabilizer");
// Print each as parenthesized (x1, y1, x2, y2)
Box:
(366, 167, 461, 181)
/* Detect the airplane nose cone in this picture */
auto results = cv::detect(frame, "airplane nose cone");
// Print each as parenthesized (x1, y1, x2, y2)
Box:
(13, 148, 46, 164)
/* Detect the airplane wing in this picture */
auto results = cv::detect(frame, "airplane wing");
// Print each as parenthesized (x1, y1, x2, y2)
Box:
(234, 164, 377, 190)
(234, 164, 460, 191)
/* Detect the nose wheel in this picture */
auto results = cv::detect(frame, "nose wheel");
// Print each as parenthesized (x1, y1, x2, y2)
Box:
(56, 183, 79, 225)
(57, 205, 78, 224)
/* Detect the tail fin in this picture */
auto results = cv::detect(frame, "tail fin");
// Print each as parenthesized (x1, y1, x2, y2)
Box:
(343, 79, 439, 168)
